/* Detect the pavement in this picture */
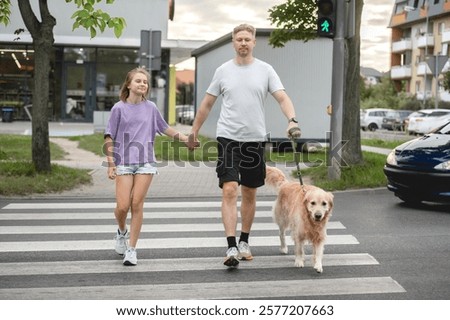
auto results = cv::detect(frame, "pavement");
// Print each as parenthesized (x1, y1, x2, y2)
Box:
(0, 121, 298, 199)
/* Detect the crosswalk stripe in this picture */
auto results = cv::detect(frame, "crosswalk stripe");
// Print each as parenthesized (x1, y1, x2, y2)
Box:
(0, 210, 272, 220)
(0, 254, 378, 276)
(0, 221, 345, 234)
(2, 200, 275, 210)
(0, 211, 236, 220)
(0, 277, 406, 299)
(0, 235, 358, 252)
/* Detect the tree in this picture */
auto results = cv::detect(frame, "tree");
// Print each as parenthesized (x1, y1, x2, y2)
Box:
(268, 0, 364, 166)
(443, 71, 450, 93)
(0, 0, 126, 172)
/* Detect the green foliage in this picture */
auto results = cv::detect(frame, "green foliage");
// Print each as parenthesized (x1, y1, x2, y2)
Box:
(443, 71, 450, 92)
(0, 0, 11, 26)
(360, 76, 422, 111)
(0, 135, 66, 161)
(66, 0, 126, 38)
(302, 152, 388, 191)
(0, 162, 91, 196)
(268, 0, 317, 47)
(69, 133, 218, 162)
(0, 135, 90, 196)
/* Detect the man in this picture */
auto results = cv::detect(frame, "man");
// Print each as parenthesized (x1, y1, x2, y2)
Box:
(187, 24, 300, 267)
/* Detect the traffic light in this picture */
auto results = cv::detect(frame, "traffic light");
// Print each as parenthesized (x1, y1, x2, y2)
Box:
(317, 0, 336, 38)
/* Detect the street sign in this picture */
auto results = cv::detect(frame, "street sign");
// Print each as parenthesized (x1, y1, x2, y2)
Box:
(426, 55, 448, 78)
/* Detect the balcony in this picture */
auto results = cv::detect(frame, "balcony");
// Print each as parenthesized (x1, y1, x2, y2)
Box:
(416, 62, 432, 76)
(442, 29, 450, 43)
(391, 65, 412, 79)
(392, 38, 412, 52)
(417, 34, 434, 48)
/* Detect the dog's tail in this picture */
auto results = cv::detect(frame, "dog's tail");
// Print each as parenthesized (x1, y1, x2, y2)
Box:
(265, 165, 288, 190)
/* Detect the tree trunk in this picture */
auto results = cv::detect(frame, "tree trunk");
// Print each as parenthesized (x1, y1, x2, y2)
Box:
(18, 0, 55, 172)
(342, 0, 364, 165)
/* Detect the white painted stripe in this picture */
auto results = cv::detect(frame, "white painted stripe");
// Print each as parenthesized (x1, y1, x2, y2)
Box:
(0, 221, 345, 234)
(0, 253, 378, 276)
(0, 277, 405, 299)
(0, 210, 273, 220)
(2, 200, 275, 210)
(0, 235, 358, 252)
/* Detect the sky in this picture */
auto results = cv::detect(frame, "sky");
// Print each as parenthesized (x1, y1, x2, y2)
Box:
(168, 0, 394, 72)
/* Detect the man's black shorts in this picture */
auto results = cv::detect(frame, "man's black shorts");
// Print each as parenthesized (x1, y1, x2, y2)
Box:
(216, 137, 266, 189)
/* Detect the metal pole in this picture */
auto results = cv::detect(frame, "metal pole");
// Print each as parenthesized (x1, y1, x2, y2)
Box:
(327, 0, 345, 180)
(435, 55, 439, 109)
(423, 7, 429, 107)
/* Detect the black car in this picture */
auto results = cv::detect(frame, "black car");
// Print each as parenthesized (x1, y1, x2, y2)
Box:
(384, 121, 450, 203)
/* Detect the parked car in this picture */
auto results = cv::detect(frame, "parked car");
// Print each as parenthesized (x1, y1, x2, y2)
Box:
(381, 110, 413, 131)
(360, 108, 392, 131)
(406, 109, 450, 135)
(176, 105, 194, 125)
(384, 121, 450, 204)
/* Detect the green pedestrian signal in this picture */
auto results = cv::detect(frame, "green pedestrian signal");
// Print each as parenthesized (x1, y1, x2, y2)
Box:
(317, 0, 336, 38)
(320, 18, 331, 33)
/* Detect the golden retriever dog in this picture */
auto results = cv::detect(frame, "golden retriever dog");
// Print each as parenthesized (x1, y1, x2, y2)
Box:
(265, 166, 334, 273)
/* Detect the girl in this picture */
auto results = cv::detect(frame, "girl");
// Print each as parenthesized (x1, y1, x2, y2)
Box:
(104, 67, 191, 265)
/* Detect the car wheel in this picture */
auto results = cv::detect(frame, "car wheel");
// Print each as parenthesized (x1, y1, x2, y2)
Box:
(368, 123, 378, 131)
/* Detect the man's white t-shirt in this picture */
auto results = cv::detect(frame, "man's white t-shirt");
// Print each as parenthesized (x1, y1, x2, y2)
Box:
(206, 58, 285, 142)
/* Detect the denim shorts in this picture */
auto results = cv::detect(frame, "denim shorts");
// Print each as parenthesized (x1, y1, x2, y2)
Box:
(116, 163, 158, 176)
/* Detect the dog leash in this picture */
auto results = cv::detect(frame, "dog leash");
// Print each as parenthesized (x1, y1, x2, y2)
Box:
(288, 127, 304, 187)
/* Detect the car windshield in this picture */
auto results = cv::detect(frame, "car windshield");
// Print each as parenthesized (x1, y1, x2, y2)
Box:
(385, 111, 398, 118)
(425, 111, 450, 117)
(436, 122, 450, 134)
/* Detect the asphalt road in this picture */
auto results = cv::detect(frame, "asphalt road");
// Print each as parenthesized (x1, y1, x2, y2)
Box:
(0, 188, 449, 301)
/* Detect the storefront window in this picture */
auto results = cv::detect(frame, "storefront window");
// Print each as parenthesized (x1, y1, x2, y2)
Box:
(0, 45, 34, 120)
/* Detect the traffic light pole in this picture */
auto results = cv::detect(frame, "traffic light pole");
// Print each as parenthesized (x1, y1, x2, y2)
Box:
(327, 0, 345, 180)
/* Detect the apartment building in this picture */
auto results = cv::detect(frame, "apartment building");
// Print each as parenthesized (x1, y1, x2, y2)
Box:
(389, 0, 450, 102)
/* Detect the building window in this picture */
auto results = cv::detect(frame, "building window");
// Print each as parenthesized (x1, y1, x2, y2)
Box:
(0, 45, 34, 119)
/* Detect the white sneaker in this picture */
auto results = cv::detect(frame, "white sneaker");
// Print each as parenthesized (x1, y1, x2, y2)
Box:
(123, 248, 137, 266)
(114, 230, 128, 255)
(237, 241, 253, 260)
(223, 247, 239, 267)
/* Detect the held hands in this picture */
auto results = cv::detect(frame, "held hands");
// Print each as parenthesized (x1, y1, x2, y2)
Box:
(186, 132, 200, 151)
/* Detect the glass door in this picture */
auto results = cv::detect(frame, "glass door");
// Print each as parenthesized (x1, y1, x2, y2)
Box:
(63, 63, 96, 121)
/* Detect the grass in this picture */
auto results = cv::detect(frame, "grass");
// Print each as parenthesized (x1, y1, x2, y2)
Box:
(69, 133, 218, 162)
(301, 152, 388, 191)
(0, 133, 396, 195)
(0, 134, 91, 196)
(361, 138, 411, 150)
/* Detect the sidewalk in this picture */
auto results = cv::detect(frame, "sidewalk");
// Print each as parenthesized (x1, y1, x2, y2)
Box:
(48, 136, 296, 199)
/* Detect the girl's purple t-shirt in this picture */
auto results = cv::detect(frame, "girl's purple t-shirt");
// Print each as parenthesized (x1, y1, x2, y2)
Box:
(104, 100, 169, 165)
